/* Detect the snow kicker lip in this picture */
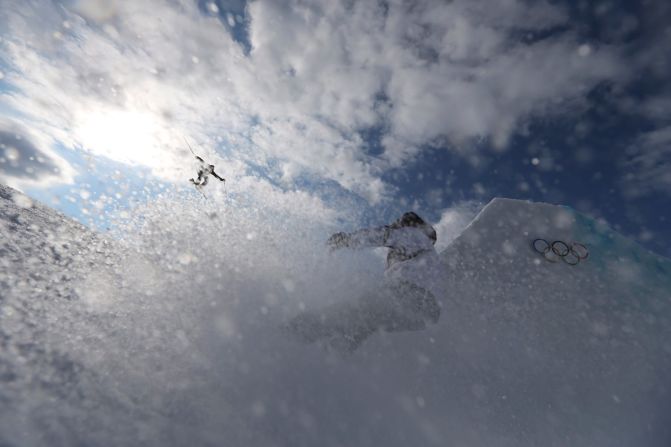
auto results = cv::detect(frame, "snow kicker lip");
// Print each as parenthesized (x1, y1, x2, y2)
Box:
(532, 238, 589, 265)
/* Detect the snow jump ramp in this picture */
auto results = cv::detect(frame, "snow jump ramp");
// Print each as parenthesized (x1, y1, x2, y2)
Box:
(1, 184, 670, 447)
(434, 198, 671, 446)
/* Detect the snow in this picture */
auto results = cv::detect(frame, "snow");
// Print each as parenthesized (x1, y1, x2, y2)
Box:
(1, 185, 670, 446)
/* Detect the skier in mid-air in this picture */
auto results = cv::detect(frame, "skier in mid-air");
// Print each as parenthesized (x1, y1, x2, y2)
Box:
(286, 211, 445, 352)
(189, 155, 225, 188)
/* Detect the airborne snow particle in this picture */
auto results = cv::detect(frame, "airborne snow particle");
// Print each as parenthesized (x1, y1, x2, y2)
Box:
(215, 314, 237, 338)
(531, 157, 540, 166)
(178, 252, 195, 265)
(282, 279, 296, 293)
(502, 240, 515, 256)
(12, 193, 33, 209)
(206, 2, 219, 13)
(5, 146, 19, 161)
(251, 401, 266, 417)
(554, 212, 573, 229)
(227, 13, 236, 27)
(192, 56, 200, 64)
(578, 44, 592, 57)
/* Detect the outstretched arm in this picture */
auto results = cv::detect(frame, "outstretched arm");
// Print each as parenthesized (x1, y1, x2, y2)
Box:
(212, 171, 226, 182)
(327, 226, 390, 250)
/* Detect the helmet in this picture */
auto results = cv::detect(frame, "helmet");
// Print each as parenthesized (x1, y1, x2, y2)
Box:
(392, 211, 437, 244)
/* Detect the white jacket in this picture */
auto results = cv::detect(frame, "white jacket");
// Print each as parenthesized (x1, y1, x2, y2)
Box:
(343, 225, 445, 299)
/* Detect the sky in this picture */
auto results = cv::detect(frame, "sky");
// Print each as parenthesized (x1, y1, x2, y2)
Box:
(0, 0, 670, 256)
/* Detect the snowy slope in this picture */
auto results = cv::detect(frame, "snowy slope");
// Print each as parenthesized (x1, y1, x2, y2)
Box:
(437, 198, 671, 446)
(0, 185, 250, 446)
(1, 186, 670, 447)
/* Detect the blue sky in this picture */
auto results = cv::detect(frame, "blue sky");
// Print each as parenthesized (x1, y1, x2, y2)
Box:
(0, 0, 670, 256)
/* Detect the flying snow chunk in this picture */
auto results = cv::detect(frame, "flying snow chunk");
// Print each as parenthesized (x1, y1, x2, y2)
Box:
(206, 2, 219, 13)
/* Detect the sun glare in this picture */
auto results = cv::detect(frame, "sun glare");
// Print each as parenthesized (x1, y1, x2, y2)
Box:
(76, 109, 167, 168)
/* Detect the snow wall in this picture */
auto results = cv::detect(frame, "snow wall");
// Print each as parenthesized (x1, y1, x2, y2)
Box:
(1, 184, 670, 447)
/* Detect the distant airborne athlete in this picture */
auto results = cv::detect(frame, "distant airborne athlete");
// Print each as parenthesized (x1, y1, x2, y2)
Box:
(184, 138, 225, 192)
(189, 155, 225, 188)
(286, 212, 445, 352)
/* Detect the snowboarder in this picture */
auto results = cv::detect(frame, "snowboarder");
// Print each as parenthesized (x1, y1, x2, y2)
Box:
(189, 155, 225, 188)
(285, 212, 444, 353)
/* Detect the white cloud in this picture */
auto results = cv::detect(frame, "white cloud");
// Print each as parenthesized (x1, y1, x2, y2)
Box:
(621, 126, 671, 198)
(0, 0, 628, 205)
(0, 119, 76, 191)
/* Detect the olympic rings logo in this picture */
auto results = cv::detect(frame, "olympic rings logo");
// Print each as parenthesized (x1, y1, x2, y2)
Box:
(532, 239, 589, 265)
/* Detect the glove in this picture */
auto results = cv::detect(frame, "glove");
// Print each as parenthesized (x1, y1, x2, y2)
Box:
(326, 232, 350, 250)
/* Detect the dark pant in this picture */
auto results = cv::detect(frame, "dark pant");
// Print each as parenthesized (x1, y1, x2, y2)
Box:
(285, 282, 441, 352)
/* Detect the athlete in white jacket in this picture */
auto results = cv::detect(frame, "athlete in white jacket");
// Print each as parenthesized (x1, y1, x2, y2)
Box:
(287, 212, 443, 352)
